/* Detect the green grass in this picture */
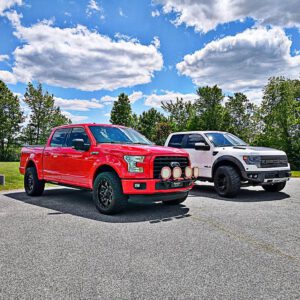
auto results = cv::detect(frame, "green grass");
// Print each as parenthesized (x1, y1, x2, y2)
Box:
(0, 161, 300, 191)
(292, 171, 300, 178)
(0, 162, 55, 191)
(0, 162, 23, 191)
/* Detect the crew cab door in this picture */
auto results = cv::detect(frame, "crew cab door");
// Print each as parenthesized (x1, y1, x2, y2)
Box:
(182, 134, 213, 178)
(43, 128, 70, 182)
(59, 127, 94, 187)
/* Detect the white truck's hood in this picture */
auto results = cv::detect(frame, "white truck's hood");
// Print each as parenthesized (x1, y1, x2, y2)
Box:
(215, 146, 287, 156)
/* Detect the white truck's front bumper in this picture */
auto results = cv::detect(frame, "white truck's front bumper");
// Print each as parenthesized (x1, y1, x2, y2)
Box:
(242, 169, 291, 185)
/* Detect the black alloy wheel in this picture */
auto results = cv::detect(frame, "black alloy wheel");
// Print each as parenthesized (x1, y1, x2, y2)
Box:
(93, 172, 128, 214)
(98, 179, 113, 209)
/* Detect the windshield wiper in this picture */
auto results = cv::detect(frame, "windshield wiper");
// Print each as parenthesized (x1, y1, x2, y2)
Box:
(131, 142, 151, 145)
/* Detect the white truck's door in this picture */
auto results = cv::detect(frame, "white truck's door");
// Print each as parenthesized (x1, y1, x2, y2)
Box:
(183, 133, 213, 178)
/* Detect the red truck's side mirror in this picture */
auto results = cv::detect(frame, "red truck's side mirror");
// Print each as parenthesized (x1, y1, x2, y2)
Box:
(72, 139, 90, 151)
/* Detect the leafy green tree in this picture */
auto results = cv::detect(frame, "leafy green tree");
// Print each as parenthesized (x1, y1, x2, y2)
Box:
(0, 80, 24, 161)
(22, 83, 71, 145)
(131, 113, 140, 130)
(154, 121, 174, 145)
(193, 85, 225, 130)
(259, 77, 300, 169)
(223, 92, 258, 142)
(110, 93, 132, 126)
(138, 108, 166, 142)
(161, 97, 195, 131)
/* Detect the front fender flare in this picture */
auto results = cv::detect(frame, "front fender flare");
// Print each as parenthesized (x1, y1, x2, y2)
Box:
(212, 156, 247, 179)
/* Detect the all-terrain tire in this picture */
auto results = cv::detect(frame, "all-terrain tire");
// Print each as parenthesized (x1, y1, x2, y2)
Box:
(214, 166, 241, 198)
(24, 167, 45, 196)
(262, 182, 286, 192)
(93, 172, 128, 215)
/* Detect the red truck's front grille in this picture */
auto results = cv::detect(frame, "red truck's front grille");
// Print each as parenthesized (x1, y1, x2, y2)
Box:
(153, 156, 189, 179)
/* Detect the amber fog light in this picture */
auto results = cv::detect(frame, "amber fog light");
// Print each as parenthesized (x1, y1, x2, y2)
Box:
(161, 166, 171, 180)
(185, 166, 192, 179)
(173, 167, 182, 179)
(193, 167, 199, 178)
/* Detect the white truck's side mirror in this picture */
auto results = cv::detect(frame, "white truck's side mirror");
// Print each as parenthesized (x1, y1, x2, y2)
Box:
(195, 142, 210, 151)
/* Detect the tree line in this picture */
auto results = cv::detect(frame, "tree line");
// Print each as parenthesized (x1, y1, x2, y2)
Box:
(110, 77, 300, 170)
(0, 81, 70, 161)
(0, 77, 299, 169)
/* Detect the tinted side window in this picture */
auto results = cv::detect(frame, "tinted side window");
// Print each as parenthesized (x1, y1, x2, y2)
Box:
(50, 129, 69, 147)
(168, 134, 185, 148)
(66, 127, 90, 147)
(185, 134, 206, 148)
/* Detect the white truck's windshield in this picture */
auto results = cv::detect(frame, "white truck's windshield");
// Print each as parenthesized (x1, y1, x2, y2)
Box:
(89, 126, 153, 145)
(205, 132, 247, 147)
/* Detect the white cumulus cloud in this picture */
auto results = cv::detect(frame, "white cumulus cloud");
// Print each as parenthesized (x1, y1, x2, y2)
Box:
(62, 111, 89, 123)
(0, 0, 22, 15)
(144, 90, 196, 107)
(151, 10, 160, 17)
(54, 97, 104, 111)
(177, 27, 300, 92)
(86, 0, 104, 18)
(0, 70, 17, 84)
(87, 0, 101, 12)
(4, 18, 163, 91)
(155, 0, 300, 33)
(0, 54, 9, 61)
(101, 91, 144, 105)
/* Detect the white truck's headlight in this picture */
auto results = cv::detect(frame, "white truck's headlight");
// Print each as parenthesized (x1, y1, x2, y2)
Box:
(124, 156, 145, 173)
(243, 155, 261, 167)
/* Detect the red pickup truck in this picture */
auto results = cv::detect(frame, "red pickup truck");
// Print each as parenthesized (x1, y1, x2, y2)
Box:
(20, 124, 197, 214)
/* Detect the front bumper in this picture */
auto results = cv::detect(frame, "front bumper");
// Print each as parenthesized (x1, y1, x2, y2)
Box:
(129, 191, 189, 203)
(121, 178, 194, 195)
(242, 170, 291, 184)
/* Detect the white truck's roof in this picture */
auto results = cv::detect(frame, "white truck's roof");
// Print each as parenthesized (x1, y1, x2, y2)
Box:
(169, 131, 227, 135)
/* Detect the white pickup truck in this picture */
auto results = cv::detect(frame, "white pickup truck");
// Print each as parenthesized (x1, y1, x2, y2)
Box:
(165, 131, 291, 197)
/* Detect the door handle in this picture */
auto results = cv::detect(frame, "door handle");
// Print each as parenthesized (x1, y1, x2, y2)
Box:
(91, 151, 99, 155)
(61, 154, 69, 157)
(52, 154, 58, 158)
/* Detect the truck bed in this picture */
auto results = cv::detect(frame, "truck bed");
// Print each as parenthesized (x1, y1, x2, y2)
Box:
(19, 146, 45, 176)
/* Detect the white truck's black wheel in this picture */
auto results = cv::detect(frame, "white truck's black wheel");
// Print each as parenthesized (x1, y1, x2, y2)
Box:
(214, 166, 241, 198)
(24, 167, 45, 196)
(93, 172, 128, 215)
(262, 182, 286, 192)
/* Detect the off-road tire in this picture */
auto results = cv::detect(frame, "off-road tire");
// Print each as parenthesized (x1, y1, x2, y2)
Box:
(262, 182, 286, 192)
(93, 172, 128, 215)
(24, 167, 45, 196)
(214, 166, 241, 198)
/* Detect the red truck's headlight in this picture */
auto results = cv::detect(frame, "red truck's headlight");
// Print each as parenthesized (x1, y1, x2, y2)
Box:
(124, 155, 145, 173)
(185, 166, 193, 178)
(161, 166, 172, 180)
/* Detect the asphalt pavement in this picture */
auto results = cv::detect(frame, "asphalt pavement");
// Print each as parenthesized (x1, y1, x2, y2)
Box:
(0, 179, 299, 299)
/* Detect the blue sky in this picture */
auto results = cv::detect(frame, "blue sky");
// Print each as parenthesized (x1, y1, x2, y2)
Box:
(0, 0, 300, 123)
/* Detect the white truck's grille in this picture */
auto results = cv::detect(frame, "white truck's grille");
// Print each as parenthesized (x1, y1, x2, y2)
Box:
(260, 156, 288, 168)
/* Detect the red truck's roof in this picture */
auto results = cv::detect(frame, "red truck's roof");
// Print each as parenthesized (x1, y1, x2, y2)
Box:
(53, 123, 127, 130)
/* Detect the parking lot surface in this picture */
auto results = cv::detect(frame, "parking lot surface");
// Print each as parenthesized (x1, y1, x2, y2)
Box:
(0, 179, 299, 299)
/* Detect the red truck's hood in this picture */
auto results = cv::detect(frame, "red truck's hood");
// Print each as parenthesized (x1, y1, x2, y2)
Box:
(95, 143, 188, 156)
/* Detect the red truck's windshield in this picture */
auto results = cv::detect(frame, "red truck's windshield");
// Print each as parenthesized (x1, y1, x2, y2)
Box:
(89, 126, 153, 145)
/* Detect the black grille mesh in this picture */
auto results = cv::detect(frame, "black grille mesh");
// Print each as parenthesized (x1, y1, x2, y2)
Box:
(260, 156, 288, 168)
(153, 156, 189, 179)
